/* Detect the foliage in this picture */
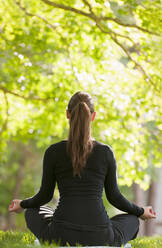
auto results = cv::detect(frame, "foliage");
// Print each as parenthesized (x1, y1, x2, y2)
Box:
(0, 230, 35, 248)
(0, 231, 162, 247)
(130, 236, 162, 248)
(0, 0, 161, 199)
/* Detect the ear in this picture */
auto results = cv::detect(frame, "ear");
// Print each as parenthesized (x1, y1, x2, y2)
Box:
(66, 109, 70, 119)
(91, 112, 96, 122)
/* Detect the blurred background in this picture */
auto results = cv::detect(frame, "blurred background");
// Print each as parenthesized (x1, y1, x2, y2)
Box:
(0, 0, 161, 237)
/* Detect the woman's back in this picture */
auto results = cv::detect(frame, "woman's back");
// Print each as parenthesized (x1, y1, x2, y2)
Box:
(52, 140, 110, 225)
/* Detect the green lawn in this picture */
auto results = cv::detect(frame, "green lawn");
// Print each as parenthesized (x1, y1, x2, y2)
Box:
(0, 230, 162, 248)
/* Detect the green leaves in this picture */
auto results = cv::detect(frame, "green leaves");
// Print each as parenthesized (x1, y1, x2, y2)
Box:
(0, 231, 162, 247)
(0, 0, 161, 191)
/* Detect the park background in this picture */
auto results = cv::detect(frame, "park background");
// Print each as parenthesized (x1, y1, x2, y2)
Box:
(0, 0, 161, 241)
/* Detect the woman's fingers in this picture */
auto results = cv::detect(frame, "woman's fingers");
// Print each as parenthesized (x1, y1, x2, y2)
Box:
(8, 199, 22, 213)
(8, 201, 15, 211)
(149, 207, 153, 213)
(140, 206, 157, 221)
(148, 207, 156, 218)
(9, 202, 14, 209)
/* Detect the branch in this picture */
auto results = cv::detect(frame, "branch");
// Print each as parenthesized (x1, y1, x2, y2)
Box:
(83, 2, 154, 69)
(0, 86, 54, 101)
(40, 0, 161, 37)
(40, 0, 92, 18)
(99, 16, 161, 37)
(15, 0, 57, 30)
(15, 0, 69, 44)
(94, 22, 156, 88)
(110, 35, 157, 89)
(82, 0, 93, 13)
(95, 20, 135, 46)
(82, 1, 138, 47)
(82, 0, 160, 36)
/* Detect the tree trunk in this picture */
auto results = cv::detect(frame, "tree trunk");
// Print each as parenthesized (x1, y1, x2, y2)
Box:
(6, 146, 27, 230)
(145, 181, 157, 236)
(132, 183, 145, 236)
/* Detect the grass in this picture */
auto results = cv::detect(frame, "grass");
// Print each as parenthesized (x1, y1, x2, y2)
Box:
(0, 230, 162, 248)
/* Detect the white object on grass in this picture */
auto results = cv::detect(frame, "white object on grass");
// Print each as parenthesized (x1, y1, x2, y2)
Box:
(34, 238, 40, 245)
(124, 244, 132, 248)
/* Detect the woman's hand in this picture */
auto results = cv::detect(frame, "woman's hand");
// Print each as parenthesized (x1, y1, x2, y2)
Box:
(140, 206, 156, 221)
(8, 199, 24, 214)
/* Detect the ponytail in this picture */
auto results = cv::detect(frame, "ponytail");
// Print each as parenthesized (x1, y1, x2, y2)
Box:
(67, 92, 94, 176)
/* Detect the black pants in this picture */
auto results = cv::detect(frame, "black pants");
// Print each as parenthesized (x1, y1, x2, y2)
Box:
(24, 206, 139, 247)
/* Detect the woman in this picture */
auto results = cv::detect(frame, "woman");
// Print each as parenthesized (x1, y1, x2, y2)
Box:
(9, 91, 156, 247)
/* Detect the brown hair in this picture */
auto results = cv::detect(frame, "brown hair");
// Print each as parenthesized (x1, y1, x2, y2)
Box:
(67, 91, 95, 176)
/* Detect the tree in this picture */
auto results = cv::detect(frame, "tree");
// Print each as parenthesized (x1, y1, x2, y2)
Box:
(0, 0, 161, 188)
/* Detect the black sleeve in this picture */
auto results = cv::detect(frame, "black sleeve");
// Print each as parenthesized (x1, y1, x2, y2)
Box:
(104, 146, 144, 217)
(20, 145, 56, 208)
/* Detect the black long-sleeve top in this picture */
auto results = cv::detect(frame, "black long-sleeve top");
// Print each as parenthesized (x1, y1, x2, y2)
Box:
(20, 140, 144, 225)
